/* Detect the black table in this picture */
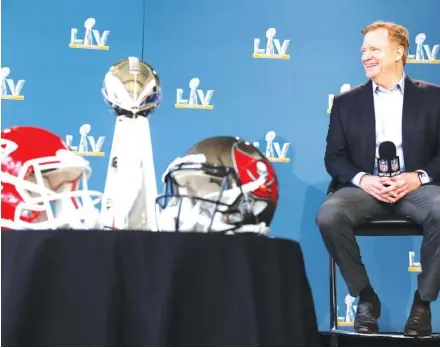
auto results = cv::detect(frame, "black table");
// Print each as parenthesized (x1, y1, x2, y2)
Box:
(2, 230, 319, 346)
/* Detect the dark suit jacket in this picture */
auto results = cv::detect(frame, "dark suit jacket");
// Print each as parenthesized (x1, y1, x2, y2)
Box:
(325, 76, 440, 191)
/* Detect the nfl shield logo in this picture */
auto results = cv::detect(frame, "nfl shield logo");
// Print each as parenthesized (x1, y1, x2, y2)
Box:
(391, 158, 399, 171)
(379, 160, 388, 173)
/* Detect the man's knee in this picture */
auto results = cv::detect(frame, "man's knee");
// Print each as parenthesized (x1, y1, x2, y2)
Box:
(431, 195, 440, 220)
(426, 201, 440, 236)
(431, 205, 440, 221)
(316, 202, 348, 235)
(316, 187, 375, 237)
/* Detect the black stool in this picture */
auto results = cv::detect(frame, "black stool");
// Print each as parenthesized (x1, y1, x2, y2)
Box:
(325, 181, 430, 346)
(329, 215, 422, 346)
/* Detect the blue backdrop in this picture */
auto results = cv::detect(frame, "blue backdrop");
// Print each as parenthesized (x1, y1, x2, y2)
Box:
(2, 0, 439, 333)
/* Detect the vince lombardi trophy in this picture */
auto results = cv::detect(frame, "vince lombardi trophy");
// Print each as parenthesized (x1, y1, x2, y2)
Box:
(100, 57, 161, 230)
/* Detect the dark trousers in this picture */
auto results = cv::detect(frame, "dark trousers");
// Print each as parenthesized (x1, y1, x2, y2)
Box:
(316, 185, 440, 302)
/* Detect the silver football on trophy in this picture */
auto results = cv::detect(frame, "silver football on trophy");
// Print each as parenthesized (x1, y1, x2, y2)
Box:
(102, 57, 161, 118)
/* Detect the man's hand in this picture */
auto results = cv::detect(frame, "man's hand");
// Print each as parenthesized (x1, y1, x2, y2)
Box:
(359, 174, 397, 203)
(386, 172, 421, 201)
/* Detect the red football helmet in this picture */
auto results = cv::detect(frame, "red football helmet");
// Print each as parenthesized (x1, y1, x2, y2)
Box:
(156, 136, 279, 234)
(1, 126, 103, 230)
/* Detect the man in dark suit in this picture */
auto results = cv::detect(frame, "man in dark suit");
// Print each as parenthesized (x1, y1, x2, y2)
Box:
(316, 20, 440, 336)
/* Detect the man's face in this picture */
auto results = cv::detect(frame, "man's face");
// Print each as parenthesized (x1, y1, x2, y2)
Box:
(361, 28, 401, 80)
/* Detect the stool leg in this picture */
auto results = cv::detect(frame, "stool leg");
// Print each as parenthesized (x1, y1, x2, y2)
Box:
(329, 254, 338, 330)
(329, 254, 339, 346)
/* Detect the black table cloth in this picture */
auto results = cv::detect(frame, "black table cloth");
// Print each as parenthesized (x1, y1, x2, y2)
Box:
(2, 230, 319, 346)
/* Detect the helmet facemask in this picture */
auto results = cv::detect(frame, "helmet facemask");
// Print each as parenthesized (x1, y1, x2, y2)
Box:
(156, 155, 270, 234)
(1, 149, 103, 230)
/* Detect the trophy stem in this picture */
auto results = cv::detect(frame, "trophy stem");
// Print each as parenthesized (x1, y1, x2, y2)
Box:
(100, 115, 158, 231)
(138, 116, 158, 231)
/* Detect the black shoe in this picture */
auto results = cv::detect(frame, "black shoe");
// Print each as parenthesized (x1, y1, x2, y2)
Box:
(354, 295, 381, 334)
(404, 304, 432, 337)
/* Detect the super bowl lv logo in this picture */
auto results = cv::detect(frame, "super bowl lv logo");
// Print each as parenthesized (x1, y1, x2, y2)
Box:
(327, 83, 351, 114)
(253, 28, 290, 60)
(408, 251, 422, 272)
(65, 124, 106, 157)
(175, 78, 214, 110)
(1, 67, 25, 100)
(407, 33, 439, 64)
(253, 131, 290, 163)
(337, 295, 357, 327)
(69, 18, 110, 50)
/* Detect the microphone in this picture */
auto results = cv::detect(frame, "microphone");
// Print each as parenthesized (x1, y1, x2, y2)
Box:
(377, 141, 401, 178)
